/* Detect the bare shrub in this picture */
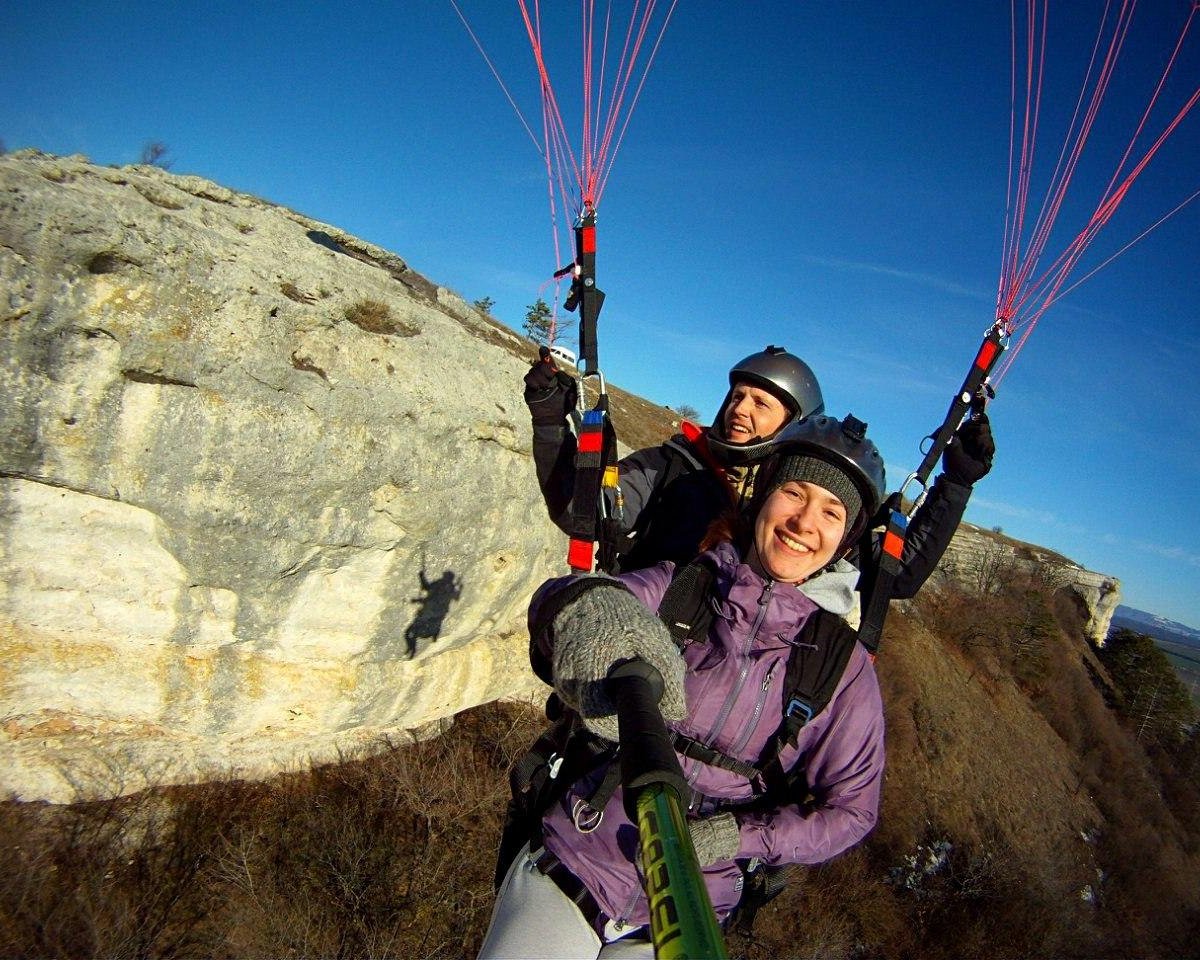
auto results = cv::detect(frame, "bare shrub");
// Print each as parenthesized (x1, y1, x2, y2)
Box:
(139, 141, 173, 169)
(279, 281, 315, 303)
(344, 299, 420, 337)
(0, 781, 256, 958)
(971, 539, 1015, 596)
(915, 571, 1054, 696)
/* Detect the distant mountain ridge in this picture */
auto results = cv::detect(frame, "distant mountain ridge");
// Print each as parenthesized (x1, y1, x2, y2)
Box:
(1111, 605, 1200, 649)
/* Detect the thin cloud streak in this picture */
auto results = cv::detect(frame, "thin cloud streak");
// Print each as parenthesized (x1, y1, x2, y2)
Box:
(798, 255, 991, 301)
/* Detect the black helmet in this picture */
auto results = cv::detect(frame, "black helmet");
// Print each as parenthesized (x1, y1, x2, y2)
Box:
(709, 345, 825, 466)
(751, 414, 886, 549)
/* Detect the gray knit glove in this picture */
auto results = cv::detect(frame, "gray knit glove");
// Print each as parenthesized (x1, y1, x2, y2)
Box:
(689, 812, 740, 866)
(551, 580, 686, 742)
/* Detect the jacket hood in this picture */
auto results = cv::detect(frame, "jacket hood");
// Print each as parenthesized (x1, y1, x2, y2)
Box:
(798, 557, 858, 616)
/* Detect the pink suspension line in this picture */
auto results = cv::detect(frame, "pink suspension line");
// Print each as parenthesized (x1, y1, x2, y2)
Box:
(514, 0, 675, 342)
(451, 1, 676, 348)
(518, 0, 675, 215)
(993, 0, 1200, 385)
(449, 0, 543, 153)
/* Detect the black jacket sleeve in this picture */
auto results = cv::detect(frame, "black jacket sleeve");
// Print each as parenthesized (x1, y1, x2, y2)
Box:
(531, 422, 579, 535)
(857, 474, 973, 604)
(889, 474, 972, 599)
(530, 423, 674, 541)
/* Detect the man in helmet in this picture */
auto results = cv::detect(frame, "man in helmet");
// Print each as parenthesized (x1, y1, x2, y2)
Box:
(522, 344, 993, 599)
(525, 344, 822, 572)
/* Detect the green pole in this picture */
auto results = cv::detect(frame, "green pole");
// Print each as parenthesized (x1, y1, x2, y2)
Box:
(607, 660, 729, 959)
(636, 786, 728, 959)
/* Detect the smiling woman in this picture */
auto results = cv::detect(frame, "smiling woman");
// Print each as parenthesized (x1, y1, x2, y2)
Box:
(479, 413, 889, 958)
(751, 480, 848, 584)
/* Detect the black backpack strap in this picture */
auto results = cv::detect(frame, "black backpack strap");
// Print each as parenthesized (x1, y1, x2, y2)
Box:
(656, 553, 719, 646)
(759, 610, 861, 781)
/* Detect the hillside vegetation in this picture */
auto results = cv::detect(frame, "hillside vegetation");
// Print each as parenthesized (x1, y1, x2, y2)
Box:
(3, 559, 1197, 959)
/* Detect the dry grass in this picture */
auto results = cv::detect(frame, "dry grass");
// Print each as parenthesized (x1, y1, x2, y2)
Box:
(0, 703, 542, 960)
(3, 582, 1198, 959)
(344, 299, 420, 338)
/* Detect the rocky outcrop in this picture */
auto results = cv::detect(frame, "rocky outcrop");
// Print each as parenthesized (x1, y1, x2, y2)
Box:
(0, 151, 1123, 803)
(0, 151, 557, 802)
(929, 522, 1121, 645)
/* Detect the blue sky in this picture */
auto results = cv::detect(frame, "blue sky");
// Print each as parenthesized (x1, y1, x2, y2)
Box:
(4, 2, 1198, 629)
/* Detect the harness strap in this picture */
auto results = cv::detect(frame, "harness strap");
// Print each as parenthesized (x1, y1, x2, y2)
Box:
(858, 324, 1006, 652)
(573, 756, 623, 831)
(857, 506, 907, 654)
(672, 732, 763, 781)
(566, 400, 618, 572)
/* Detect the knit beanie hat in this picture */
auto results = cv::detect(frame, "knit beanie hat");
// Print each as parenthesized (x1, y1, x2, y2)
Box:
(769, 454, 862, 533)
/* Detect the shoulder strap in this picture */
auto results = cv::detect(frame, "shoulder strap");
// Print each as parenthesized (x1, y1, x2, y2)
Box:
(759, 610, 861, 777)
(657, 554, 719, 646)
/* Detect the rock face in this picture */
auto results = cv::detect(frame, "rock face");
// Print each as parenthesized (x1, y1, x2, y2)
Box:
(0, 152, 1123, 802)
(1, 151, 559, 802)
(930, 522, 1121, 645)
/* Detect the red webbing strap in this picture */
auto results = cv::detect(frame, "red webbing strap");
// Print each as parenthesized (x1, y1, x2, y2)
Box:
(566, 401, 617, 572)
(857, 508, 908, 656)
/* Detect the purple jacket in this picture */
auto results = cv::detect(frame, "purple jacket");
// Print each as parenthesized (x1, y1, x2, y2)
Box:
(532, 540, 885, 928)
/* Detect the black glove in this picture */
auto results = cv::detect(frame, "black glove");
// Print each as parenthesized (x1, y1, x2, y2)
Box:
(942, 412, 995, 486)
(523, 357, 577, 426)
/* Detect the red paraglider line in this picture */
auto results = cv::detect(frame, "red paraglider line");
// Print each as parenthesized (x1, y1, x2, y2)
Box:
(594, 0, 679, 206)
(1004, 0, 1133, 318)
(590, 0, 651, 202)
(515, 0, 674, 214)
(449, 0, 543, 153)
(1037, 185, 1200, 321)
(1008, 0, 1112, 313)
(994, 0, 1199, 385)
(520, 0, 584, 196)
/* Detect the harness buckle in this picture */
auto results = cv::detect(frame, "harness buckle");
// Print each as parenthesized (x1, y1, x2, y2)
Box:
(572, 798, 604, 833)
(785, 697, 815, 723)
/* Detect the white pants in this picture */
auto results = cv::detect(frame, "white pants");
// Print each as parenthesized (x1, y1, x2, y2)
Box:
(477, 845, 653, 960)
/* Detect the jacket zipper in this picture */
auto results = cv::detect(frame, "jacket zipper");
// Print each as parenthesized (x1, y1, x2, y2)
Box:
(728, 657, 781, 758)
(700, 579, 775, 755)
